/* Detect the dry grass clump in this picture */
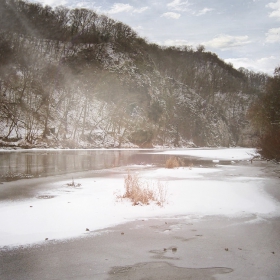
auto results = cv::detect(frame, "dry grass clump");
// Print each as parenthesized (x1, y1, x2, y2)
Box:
(121, 172, 167, 207)
(165, 156, 181, 169)
(66, 178, 81, 188)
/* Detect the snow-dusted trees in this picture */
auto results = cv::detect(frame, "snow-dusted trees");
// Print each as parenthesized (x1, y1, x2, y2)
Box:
(0, 0, 270, 148)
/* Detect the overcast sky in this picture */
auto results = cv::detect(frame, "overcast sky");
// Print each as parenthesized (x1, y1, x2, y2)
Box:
(29, 0, 280, 75)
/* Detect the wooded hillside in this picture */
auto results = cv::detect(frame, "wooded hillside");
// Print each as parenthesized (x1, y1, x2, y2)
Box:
(0, 0, 269, 148)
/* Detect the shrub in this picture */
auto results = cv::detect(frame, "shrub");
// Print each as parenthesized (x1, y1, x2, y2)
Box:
(66, 178, 81, 188)
(165, 156, 181, 169)
(121, 172, 167, 207)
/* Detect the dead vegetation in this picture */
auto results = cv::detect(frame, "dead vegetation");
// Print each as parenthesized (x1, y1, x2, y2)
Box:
(120, 172, 168, 207)
(65, 178, 81, 188)
(165, 156, 182, 169)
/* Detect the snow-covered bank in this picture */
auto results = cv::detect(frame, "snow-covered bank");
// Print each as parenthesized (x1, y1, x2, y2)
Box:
(0, 148, 278, 248)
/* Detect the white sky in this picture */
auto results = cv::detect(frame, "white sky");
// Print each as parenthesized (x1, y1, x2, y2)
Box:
(29, 0, 280, 75)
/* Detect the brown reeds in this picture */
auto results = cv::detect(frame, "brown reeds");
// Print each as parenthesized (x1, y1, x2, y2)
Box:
(165, 156, 181, 169)
(121, 172, 167, 207)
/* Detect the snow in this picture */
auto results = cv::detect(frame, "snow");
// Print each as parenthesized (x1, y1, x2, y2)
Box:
(0, 148, 278, 248)
(154, 147, 257, 160)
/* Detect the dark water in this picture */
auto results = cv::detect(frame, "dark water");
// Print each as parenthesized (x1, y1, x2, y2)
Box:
(0, 149, 165, 182)
(0, 149, 229, 182)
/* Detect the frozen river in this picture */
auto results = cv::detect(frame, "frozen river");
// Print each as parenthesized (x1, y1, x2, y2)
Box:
(0, 148, 280, 280)
(0, 147, 279, 248)
(0, 148, 253, 183)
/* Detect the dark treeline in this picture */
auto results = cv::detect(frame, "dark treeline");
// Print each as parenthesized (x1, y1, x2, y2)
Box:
(248, 68, 280, 160)
(0, 0, 141, 46)
(0, 0, 270, 149)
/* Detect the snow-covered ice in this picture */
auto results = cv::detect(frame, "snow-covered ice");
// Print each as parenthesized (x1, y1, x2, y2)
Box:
(154, 147, 258, 160)
(0, 148, 279, 248)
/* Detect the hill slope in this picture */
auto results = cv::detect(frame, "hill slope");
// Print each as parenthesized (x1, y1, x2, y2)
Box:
(0, 0, 268, 148)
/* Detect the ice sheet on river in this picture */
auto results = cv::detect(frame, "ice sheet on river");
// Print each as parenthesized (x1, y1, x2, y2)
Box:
(0, 148, 279, 248)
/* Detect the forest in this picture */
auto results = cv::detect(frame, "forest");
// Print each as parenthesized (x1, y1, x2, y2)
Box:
(1, 0, 278, 158)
